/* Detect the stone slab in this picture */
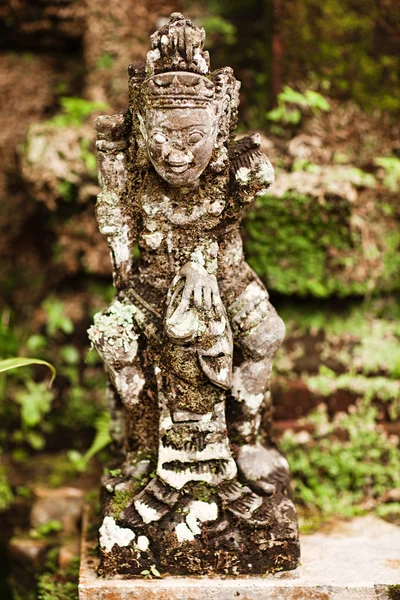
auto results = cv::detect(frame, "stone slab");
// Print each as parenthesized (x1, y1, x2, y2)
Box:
(79, 511, 400, 599)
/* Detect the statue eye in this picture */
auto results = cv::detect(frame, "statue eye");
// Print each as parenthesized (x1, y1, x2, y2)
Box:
(188, 131, 204, 144)
(153, 132, 167, 144)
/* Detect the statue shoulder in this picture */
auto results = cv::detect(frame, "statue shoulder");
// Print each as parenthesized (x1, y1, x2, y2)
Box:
(229, 134, 274, 201)
(94, 107, 131, 153)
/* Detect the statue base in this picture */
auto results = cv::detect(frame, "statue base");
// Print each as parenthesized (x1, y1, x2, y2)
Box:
(79, 507, 400, 600)
(97, 471, 300, 576)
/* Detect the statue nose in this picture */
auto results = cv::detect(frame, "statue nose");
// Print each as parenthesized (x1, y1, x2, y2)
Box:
(168, 148, 193, 165)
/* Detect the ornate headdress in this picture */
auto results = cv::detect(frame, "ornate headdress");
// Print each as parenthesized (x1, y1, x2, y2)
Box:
(129, 13, 240, 170)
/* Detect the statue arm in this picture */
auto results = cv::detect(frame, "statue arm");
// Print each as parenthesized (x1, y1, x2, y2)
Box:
(94, 109, 136, 291)
(229, 133, 274, 204)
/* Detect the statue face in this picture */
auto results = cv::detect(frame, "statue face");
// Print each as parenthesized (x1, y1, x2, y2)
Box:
(145, 107, 216, 187)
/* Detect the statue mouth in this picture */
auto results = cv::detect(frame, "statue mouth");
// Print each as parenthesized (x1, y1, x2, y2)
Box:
(168, 163, 191, 174)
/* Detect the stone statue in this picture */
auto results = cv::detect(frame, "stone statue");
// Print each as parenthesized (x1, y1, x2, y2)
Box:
(88, 12, 299, 576)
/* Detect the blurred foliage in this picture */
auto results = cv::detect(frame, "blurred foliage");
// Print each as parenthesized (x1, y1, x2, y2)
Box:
(67, 412, 111, 472)
(375, 157, 400, 191)
(0, 466, 13, 511)
(37, 556, 79, 600)
(30, 520, 63, 539)
(278, 0, 400, 114)
(281, 401, 400, 519)
(47, 97, 108, 128)
(267, 86, 331, 128)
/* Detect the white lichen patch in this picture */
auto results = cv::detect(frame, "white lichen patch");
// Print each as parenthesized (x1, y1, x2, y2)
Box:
(231, 367, 263, 413)
(175, 501, 218, 543)
(136, 535, 150, 552)
(186, 501, 218, 535)
(114, 368, 145, 405)
(166, 308, 200, 339)
(258, 160, 274, 185)
(147, 47, 161, 65)
(134, 499, 161, 524)
(143, 231, 164, 249)
(235, 166, 250, 185)
(193, 48, 209, 74)
(175, 522, 195, 543)
(190, 248, 205, 266)
(237, 443, 289, 482)
(99, 516, 135, 552)
(88, 300, 142, 362)
(219, 367, 230, 383)
(111, 223, 131, 266)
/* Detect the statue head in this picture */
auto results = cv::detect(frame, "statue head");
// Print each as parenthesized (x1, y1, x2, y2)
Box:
(130, 13, 240, 185)
(143, 72, 218, 187)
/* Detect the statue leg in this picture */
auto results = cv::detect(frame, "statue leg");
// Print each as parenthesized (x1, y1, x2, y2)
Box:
(227, 277, 291, 497)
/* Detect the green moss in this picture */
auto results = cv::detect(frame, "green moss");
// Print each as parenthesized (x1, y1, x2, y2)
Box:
(37, 557, 79, 600)
(192, 483, 217, 503)
(281, 402, 400, 517)
(243, 190, 400, 297)
(244, 191, 353, 297)
(110, 487, 134, 519)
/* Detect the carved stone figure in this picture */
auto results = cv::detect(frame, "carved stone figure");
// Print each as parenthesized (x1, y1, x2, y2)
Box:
(88, 12, 300, 576)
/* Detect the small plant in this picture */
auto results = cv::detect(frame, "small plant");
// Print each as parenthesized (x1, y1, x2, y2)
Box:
(267, 86, 330, 126)
(37, 556, 79, 600)
(141, 564, 162, 579)
(0, 357, 55, 384)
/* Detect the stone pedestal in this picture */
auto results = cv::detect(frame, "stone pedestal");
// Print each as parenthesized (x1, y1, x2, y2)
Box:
(79, 509, 400, 599)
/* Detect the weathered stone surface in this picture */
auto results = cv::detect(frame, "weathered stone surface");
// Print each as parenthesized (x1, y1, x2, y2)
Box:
(9, 537, 47, 570)
(87, 12, 299, 577)
(244, 168, 400, 297)
(59, 537, 81, 569)
(79, 513, 400, 599)
(31, 486, 84, 534)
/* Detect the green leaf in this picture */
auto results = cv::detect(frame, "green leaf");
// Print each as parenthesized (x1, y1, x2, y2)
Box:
(304, 90, 331, 111)
(279, 85, 309, 106)
(150, 565, 161, 578)
(15, 381, 54, 428)
(0, 357, 56, 386)
(68, 412, 111, 472)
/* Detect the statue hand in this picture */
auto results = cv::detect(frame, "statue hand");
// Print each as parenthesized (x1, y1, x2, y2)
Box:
(165, 261, 223, 343)
(174, 261, 223, 314)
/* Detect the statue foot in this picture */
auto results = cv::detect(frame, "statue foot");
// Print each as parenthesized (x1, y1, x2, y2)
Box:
(217, 479, 270, 525)
(119, 476, 180, 528)
(102, 457, 152, 493)
(236, 442, 291, 496)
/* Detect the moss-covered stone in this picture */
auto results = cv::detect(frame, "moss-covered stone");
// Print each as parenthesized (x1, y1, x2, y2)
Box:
(244, 169, 400, 297)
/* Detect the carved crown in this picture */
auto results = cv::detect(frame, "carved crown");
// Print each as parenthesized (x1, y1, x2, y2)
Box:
(143, 72, 214, 108)
(147, 12, 210, 77)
